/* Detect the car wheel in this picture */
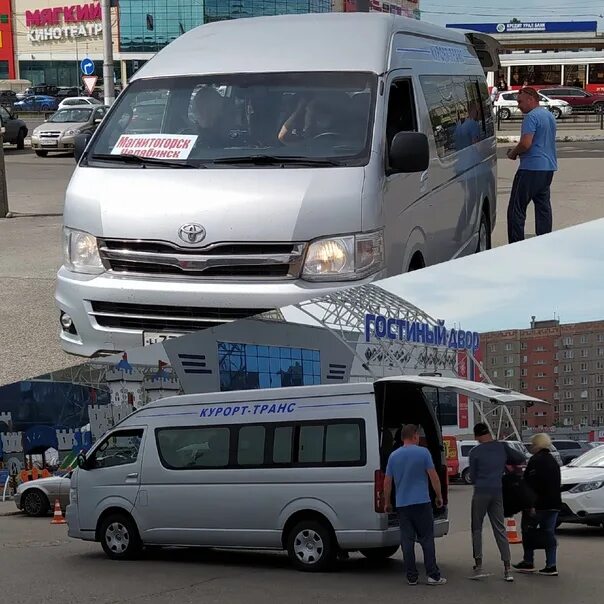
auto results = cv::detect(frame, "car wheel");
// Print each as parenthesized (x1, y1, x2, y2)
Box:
(462, 468, 473, 485)
(22, 489, 50, 517)
(35, 150, 48, 157)
(499, 107, 511, 120)
(16, 129, 26, 150)
(551, 107, 562, 119)
(287, 520, 336, 572)
(99, 513, 142, 560)
(594, 103, 604, 114)
(360, 545, 399, 561)
(476, 207, 491, 253)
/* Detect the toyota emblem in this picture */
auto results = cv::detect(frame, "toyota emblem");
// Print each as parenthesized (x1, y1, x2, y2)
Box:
(178, 223, 206, 244)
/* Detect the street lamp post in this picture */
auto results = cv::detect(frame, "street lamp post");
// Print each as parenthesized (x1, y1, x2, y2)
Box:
(101, 0, 115, 106)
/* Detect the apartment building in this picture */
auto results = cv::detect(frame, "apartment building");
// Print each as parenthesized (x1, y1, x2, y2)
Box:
(481, 317, 604, 432)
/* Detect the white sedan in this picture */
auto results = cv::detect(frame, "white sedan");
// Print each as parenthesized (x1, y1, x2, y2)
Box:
(495, 91, 572, 120)
(58, 96, 102, 110)
(559, 446, 604, 528)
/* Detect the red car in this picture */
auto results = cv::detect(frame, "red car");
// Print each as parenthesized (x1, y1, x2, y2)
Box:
(538, 86, 604, 112)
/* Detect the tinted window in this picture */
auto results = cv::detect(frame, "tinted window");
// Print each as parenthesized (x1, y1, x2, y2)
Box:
(325, 423, 361, 462)
(238, 425, 265, 465)
(157, 427, 230, 468)
(553, 441, 580, 450)
(273, 426, 293, 463)
(420, 75, 490, 158)
(93, 430, 143, 469)
(461, 445, 475, 456)
(299, 425, 324, 463)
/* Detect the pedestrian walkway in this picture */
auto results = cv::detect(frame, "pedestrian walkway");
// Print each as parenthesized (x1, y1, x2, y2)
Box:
(0, 499, 20, 517)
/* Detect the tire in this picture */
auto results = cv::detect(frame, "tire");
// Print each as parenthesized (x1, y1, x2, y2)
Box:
(16, 129, 26, 150)
(476, 207, 491, 253)
(499, 107, 511, 120)
(286, 520, 336, 572)
(35, 150, 48, 157)
(551, 107, 562, 119)
(99, 513, 142, 560)
(360, 545, 399, 561)
(594, 103, 604, 114)
(462, 468, 473, 485)
(22, 489, 50, 517)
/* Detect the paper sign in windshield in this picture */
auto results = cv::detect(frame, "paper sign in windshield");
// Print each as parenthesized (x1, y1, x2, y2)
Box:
(112, 134, 198, 160)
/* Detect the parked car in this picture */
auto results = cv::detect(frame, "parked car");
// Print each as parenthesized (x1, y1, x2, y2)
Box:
(585, 441, 604, 449)
(55, 86, 81, 101)
(538, 86, 604, 113)
(58, 96, 103, 110)
(31, 105, 109, 156)
(14, 473, 71, 517)
(23, 84, 59, 97)
(523, 440, 563, 466)
(551, 439, 589, 465)
(457, 439, 478, 484)
(0, 89, 17, 106)
(495, 90, 572, 120)
(14, 94, 58, 112)
(559, 446, 604, 528)
(0, 105, 28, 149)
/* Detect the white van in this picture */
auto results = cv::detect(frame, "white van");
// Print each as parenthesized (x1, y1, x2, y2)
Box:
(57, 13, 500, 357)
(66, 376, 543, 571)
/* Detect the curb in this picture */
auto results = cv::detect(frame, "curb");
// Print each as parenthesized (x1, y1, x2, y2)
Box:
(498, 134, 604, 143)
(0, 509, 21, 517)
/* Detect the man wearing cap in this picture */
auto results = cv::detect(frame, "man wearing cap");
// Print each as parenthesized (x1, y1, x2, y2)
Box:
(506, 86, 558, 244)
(468, 423, 526, 582)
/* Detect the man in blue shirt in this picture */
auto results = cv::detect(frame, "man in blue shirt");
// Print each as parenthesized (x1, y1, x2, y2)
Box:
(506, 87, 558, 244)
(384, 424, 446, 586)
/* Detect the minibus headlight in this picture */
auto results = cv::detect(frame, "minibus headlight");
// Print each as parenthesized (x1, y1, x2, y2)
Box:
(63, 227, 105, 274)
(302, 230, 384, 282)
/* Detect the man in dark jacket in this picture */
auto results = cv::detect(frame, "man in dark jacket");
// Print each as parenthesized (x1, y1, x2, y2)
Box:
(513, 433, 562, 576)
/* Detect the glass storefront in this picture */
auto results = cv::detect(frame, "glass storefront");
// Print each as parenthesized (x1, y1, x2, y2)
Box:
(218, 342, 322, 391)
(118, 0, 332, 54)
(19, 60, 120, 88)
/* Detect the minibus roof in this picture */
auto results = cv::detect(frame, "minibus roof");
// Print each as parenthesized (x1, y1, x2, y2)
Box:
(131, 13, 470, 81)
(140, 375, 548, 413)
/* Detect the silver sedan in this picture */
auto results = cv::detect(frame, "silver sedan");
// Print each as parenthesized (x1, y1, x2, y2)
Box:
(14, 474, 71, 517)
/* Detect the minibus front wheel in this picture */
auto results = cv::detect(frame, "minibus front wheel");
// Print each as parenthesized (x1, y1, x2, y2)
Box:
(286, 519, 337, 572)
(99, 512, 142, 560)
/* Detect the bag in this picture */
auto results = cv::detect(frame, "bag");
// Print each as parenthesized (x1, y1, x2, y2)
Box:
(522, 524, 549, 550)
(502, 473, 536, 518)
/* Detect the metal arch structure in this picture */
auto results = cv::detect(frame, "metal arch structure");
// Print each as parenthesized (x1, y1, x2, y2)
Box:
(292, 283, 521, 441)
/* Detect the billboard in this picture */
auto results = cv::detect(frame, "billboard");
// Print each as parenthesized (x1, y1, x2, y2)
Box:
(446, 21, 598, 35)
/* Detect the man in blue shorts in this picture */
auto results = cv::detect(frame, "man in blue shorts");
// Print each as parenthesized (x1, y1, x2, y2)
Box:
(506, 87, 558, 244)
(384, 424, 446, 586)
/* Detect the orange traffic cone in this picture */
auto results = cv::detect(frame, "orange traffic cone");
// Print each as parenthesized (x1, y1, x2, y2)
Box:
(506, 517, 522, 544)
(51, 499, 66, 525)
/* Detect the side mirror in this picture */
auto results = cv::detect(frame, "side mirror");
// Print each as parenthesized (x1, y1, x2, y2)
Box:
(76, 452, 89, 470)
(74, 132, 92, 162)
(388, 131, 430, 174)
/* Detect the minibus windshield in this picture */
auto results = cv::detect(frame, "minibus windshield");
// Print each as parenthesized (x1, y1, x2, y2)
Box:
(86, 72, 377, 168)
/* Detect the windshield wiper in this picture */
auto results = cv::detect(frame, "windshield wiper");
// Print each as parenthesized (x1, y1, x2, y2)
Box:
(90, 153, 200, 168)
(210, 154, 340, 167)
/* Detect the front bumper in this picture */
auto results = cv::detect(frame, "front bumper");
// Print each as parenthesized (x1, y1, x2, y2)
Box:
(31, 135, 75, 152)
(560, 490, 604, 524)
(55, 266, 386, 357)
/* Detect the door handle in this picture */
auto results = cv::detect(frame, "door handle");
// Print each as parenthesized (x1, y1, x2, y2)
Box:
(126, 473, 139, 480)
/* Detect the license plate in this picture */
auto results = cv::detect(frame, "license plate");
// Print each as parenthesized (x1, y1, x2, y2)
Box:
(41, 140, 58, 146)
(143, 332, 185, 346)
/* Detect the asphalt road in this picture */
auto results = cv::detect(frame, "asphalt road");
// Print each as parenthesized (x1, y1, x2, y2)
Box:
(0, 141, 604, 385)
(1, 485, 602, 604)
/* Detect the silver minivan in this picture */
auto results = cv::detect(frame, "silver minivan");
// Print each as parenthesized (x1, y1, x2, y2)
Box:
(66, 376, 543, 571)
(56, 13, 500, 356)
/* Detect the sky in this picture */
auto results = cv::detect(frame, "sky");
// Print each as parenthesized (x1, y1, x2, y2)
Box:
(420, 0, 604, 30)
(283, 218, 604, 334)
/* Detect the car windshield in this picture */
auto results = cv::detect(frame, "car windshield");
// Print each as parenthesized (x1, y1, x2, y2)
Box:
(87, 72, 377, 168)
(567, 447, 604, 468)
(49, 108, 92, 123)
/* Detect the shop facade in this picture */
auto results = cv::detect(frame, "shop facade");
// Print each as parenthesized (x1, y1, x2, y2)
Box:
(13, 0, 120, 88)
(0, 0, 15, 79)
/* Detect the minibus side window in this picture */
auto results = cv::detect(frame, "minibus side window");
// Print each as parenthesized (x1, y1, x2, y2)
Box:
(273, 426, 293, 464)
(385, 79, 417, 169)
(156, 427, 230, 469)
(325, 423, 361, 463)
(298, 425, 324, 463)
(237, 426, 266, 466)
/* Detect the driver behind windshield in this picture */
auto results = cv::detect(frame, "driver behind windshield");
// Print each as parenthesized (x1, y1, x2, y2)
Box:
(185, 86, 231, 148)
(278, 92, 347, 144)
